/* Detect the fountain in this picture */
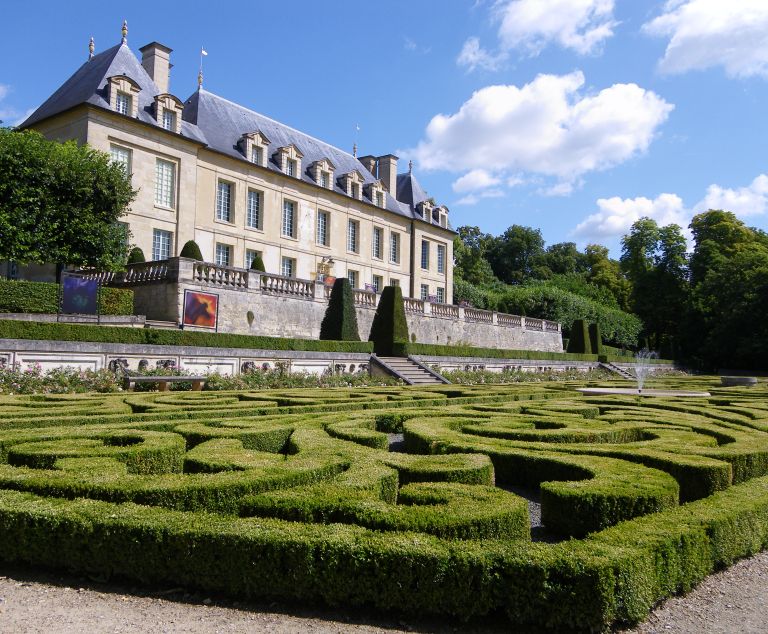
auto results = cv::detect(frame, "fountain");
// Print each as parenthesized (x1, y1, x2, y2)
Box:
(634, 349, 657, 394)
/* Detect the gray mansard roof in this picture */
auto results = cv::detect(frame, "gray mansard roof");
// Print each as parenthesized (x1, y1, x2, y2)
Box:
(22, 40, 452, 229)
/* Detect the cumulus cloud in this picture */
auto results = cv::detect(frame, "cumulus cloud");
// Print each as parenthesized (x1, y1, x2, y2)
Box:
(452, 169, 501, 192)
(497, 0, 617, 56)
(411, 71, 673, 188)
(644, 0, 768, 78)
(457, 37, 507, 72)
(454, 188, 506, 206)
(572, 173, 768, 241)
(697, 174, 768, 217)
(573, 193, 688, 239)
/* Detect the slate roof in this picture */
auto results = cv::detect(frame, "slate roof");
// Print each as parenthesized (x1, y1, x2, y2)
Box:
(22, 40, 453, 230)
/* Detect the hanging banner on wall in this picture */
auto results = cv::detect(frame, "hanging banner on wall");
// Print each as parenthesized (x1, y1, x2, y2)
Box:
(182, 290, 219, 330)
(60, 273, 100, 315)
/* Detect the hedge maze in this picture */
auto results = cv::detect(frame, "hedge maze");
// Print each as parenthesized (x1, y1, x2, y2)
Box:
(0, 379, 767, 631)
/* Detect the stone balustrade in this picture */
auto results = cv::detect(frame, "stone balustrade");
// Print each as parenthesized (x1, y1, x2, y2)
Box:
(193, 263, 249, 289)
(122, 261, 173, 284)
(260, 272, 314, 298)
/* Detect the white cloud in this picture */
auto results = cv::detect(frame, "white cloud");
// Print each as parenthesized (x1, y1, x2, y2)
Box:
(573, 193, 688, 239)
(644, 0, 768, 78)
(412, 71, 673, 185)
(457, 37, 507, 72)
(454, 188, 505, 206)
(0, 84, 35, 127)
(496, 0, 617, 56)
(697, 174, 768, 217)
(0, 84, 9, 102)
(452, 169, 501, 192)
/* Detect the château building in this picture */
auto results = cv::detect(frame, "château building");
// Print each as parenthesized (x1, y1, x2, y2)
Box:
(18, 25, 455, 303)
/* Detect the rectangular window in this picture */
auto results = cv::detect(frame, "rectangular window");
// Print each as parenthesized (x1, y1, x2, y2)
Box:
(351, 183, 360, 199)
(376, 191, 384, 208)
(281, 256, 295, 278)
(282, 200, 296, 237)
(421, 240, 430, 270)
(372, 275, 383, 293)
(320, 171, 329, 188)
(162, 110, 176, 131)
(152, 229, 172, 261)
(347, 219, 359, 253)
(154, 158, 175, 208)
(317, 210, 329, 246)
(436, 287, 445, 304)
(215, 243, 231, 267)
(286, 158, 297, 177)
(420, 284, 430, 301)
(372, 227, 383, 259)
(348, 270, 358, 288)
(247, 190, 262, 229)
(115, 91, 131, 115)
(390, 232, 400, 264)
(109, 144, 132, 176)
(437, 244, 446, 274)
(245, 249, 262, 269)
(216, 181, 232, 222)
(389, 278, 400, 287)
(251, 146, 263, 166)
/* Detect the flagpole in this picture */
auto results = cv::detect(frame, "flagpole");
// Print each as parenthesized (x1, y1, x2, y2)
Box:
(198, 47, 208, 88)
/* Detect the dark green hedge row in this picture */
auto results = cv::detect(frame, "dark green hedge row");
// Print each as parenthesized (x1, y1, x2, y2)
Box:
(1, 475, 768, 630)
(0, 280, 133, 315)
(0, 320, 374, 353)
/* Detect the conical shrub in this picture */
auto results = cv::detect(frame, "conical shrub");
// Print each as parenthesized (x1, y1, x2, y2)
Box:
(368, 285, 409, 356)
(320, 278, 360, 341)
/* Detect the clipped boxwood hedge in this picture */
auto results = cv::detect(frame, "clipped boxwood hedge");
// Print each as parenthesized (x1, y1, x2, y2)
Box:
(0, 320, 374, 353)
(0, 280, 133, 315)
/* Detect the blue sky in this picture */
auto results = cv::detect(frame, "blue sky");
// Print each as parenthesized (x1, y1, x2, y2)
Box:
(2, 1, 768, 256)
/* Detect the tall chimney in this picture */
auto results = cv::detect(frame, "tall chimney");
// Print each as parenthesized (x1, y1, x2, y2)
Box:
(140, 42, 173, 94)
(377, 154, 398, 195)
(358, 155, 377, 176)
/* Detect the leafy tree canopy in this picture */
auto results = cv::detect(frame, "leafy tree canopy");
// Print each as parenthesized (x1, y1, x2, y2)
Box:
(0, 128, 136, 271)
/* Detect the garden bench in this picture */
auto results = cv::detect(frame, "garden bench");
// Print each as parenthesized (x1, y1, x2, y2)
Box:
(122, 373, 207, 392)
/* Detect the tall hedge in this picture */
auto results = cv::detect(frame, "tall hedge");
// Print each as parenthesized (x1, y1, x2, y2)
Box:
(319, 278, 360, 341)
(567, 319, 592, 354)
(369, 286, 409, 356)
(0, 280, 133, 315)
(588, 322, 603, 356)
(127, 247, 145, 264)
(179, 241, 204, 261)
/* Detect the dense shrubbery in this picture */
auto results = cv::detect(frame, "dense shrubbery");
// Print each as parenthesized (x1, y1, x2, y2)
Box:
(369, 286, 409, 355)
(319, 278, 360, 341)
(0, 280, 134, 315)
(440, 367, 611, 384)
(179, 240, 203, 260)
(0, 364, 121, 394)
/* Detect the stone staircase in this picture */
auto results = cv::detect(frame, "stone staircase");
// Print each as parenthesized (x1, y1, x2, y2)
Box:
(598, 361, 635, 380)
(371, 355, 450, 385)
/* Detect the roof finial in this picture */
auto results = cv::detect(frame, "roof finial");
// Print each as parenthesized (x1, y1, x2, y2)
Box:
(408, 159, 413, 173)
(353, 143, 357, 158)
(88, 36, 95, 60)
(121, 20, 128, 44)
(198, 68, 204, 88)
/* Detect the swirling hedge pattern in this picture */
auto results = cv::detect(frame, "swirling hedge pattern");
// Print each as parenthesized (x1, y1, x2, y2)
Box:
(0, 378, 767, 631)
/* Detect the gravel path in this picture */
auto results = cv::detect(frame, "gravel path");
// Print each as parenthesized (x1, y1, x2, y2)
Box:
(1, 550, 767, 633)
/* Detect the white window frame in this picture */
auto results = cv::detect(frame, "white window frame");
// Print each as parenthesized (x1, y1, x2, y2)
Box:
(251, 146, 263, 166)
(281, 256, 296, 277)
(348, 269, 359, 288)
(110, 144, 132, 177)
(390, 232, 400, 264)
(436, 287, 445, 304)
(347, 219, 359, 253)
(115, 91, 131, 115)
(437, 244, 446, 274)
(282, 200, 296, 238)
(372, 226, 383, 260)
(421, 239, 430, 270)
(245, 249, 262, 269)
(216, 181, 233, 223)
(286, 158, 297, 177)
(154, 158, 176, 209)
(152, 229, 172, 261)
(389, 278, 399, 287)
(420, 284, 429, 301)
(215, 243, 232, 267)
(247, 189, 262, 229)
(317, 210, 329, 246)
(162, 109, 176, 131)
(372, 275, 383, 293)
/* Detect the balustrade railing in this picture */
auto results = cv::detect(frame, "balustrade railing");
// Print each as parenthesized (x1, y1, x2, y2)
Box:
(545, 320, 560, 332)
(431, 302, 459, 318)
(259, 273, 314, 298)
(123, 261, 172, 283)
(497, 313, 522, 328)
(525, 317, 544, 330)
(404, 298, 425, 314)
(354, 289, 377, 308)
(464, 307, 493, 323)
(193, 263, 249, 288)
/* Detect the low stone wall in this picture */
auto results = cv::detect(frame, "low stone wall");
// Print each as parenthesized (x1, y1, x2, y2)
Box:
(118, 258, 563, 353)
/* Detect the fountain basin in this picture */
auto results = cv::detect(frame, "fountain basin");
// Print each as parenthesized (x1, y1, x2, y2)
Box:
(576, 387, 711, 397)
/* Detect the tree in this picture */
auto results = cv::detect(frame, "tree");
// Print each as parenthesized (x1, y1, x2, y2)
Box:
(544, 242, 588, 276)
(179, 240, 204, 260)
(249, 253, 265, 272)
(319, 278, 360, 341)
(0, 129, 136, 271)
(689, 210, 754, 286)
(486, 225, 546, 284)
(584, 244, 631, 310)
(368, 285, 409, 356)
(453, 226, 497, 286)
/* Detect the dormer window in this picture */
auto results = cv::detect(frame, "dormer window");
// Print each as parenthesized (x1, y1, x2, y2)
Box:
(364, 180, 386, 208)
(351, 183, 360, 199)
(108, 76, 140, 118)
(340, 170, 365, 201)
(162, 110, 176, 131)
(274, 145, 303, 180)
(240, 131, 270, 167)
(310, 158, 335, 189)
(153, 93, 184, 134)
(376, 192, 384, 208)
(116, 92, 131, 115)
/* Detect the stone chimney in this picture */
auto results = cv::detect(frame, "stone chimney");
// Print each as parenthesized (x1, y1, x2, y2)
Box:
(358, 155, 377, 176)
(140, 42, 173, 94)
(377, 154, 398, 194)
